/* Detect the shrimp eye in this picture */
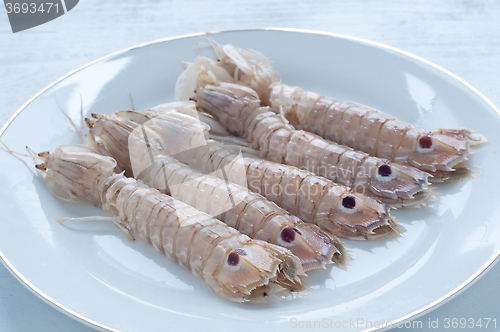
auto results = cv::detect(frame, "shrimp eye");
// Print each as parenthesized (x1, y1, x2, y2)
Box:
(342, 196, 356, 209)
(281, 227, 296, 243)
(227, 251, 239, 266)
(378, 164, 392, 177)
(419, 136, 433, 149)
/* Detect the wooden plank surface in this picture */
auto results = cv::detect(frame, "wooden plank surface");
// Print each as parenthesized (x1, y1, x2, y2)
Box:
(0, 0, 499, 331)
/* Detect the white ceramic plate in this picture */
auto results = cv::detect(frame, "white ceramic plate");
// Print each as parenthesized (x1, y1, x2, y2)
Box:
(1, 29, 499, 332)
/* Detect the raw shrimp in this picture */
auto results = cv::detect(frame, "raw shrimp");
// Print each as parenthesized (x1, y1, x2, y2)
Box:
(267, 84, 487, 180)
(195, 82, 430, 203)
(106, 107, 407, 240)
(29, 144, 305, 302)
(196, 146, 406, 240)
(182, 37, 486, 180)
(86, 112, 347, 270)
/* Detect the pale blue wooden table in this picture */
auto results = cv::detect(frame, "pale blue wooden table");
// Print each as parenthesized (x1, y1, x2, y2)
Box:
(1, 1, 499, 331)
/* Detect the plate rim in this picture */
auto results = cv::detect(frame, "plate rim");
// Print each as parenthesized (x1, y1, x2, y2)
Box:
(1, 27, 499, 332)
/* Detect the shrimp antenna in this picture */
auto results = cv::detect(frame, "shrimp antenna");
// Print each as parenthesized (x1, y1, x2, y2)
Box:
(0, 139, 47, 173)
(204, 6, 237, 59)
(0, 139, 44, 161)
(26, 146, 37, 156)
(78, 91, 85, 130)
(177, 58, 192, 69)
(200, 7, 237, 56)
(55, 93, 86, 137)
(206, 5, 237, 35)
(127, 91, 136, 111)
(194, 42, 212, 56)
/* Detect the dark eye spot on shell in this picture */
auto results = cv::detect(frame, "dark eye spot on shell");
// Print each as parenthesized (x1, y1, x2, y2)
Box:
(227, 251, 239, 266)
(263, 292, 267, 297)
(419, 136, 433, 149)
(342, 196, 356, 209)
(378, 164, 392, 177)
(234, 248, 246, 256)
(281, 227, 296, 243)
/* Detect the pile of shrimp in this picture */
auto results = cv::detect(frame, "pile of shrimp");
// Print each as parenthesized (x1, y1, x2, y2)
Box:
(2, 34, 487, 304)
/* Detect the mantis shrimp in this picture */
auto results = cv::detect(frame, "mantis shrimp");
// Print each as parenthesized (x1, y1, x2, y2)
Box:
(87, 104, 406, 240)
(194, 82, 430, 203)
(19, 144, 306, 302)
(175, 37, 486, 181)
(85, 112, 347, 270)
